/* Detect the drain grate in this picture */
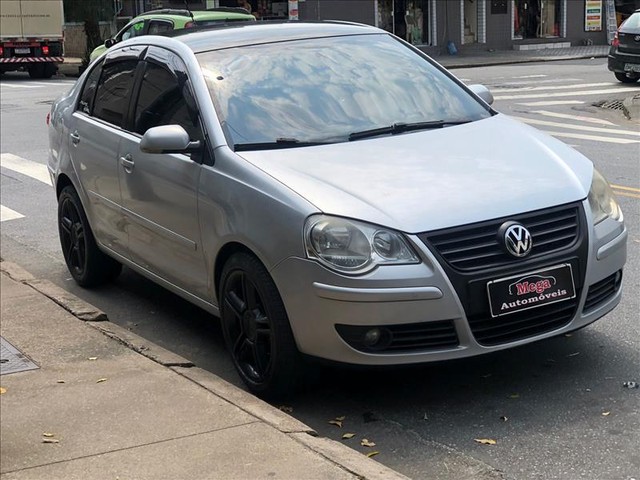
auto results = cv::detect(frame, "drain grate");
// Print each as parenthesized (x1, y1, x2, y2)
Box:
(0, 337, 39, 375)
(593, 99, 625, 111)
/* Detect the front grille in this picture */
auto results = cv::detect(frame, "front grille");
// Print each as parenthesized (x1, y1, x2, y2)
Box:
(335, 320, 459, 354)
(583, 271, 622, 312)
(468, 298, 577, 346)
(420, 204, 580, 272)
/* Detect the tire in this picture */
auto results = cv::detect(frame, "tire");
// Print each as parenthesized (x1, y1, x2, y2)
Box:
(614, 72, 639, 83)
(28, 64, 45, 79)
(58, 186, 122, 287)
(219, 253, 302, 399)
(42, 64, 57, 79)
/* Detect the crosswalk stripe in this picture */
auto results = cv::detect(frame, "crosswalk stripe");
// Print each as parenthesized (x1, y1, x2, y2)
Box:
(0, 205, 25, 222)
(530, 110, 618, 126)
(543, 131, 639, 144)
(492, 82, 614, 93)
(494, 87, 640, 100)
(0, 153, 52, 186)
(517, 100, 585, 106)
(27, 81, 75, 86)
(513, 74, 548, 79)
(510, 116, 640, 136)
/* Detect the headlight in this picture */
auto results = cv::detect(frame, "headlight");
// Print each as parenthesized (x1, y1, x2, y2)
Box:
(588, 168, 622, 225)
(304, 215, 419, 274)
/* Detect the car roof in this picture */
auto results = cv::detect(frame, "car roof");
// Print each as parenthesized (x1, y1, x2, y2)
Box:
(167, 21, 382, 53)
(136, 8, 253, 21)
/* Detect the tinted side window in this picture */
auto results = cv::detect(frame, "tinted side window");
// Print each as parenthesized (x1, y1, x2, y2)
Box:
(133, 62, 202, 141)
(77, 60, 103, 115)
(148, 20, 173, 35)
(93, 60, 138, 127)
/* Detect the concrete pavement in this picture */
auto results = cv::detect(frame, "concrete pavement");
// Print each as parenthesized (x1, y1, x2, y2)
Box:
(0, 261, 409, 480)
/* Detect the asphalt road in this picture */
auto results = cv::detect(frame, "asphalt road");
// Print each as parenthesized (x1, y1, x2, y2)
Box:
(1, 59, 639, 480)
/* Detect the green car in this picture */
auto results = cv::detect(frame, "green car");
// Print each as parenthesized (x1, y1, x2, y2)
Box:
(89, 8, 255, 62)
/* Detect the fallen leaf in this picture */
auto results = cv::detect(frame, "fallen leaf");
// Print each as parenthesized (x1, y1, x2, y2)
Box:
(96, 378, 107, 384)
(329, 420, 343, 428)
(88, 357, 98, 361)
(278, 405, 293, 413)
(509, 394, 520, 399)
(366, 451, 379, 458)
(361, 438, 376, 447)
(342, 433, 355, 439)
(42, 433, 55, 438)
(42, 438, 60, 444)
(56, 380, 65, 384)
(602, 411, 611, 416)
(335, 416, 346, 421)
(474, 438, 497, 445)
(500, 416, 508, 422)
(0, 387, 6, 395)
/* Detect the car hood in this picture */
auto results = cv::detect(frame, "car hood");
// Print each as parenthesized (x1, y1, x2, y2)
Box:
(237, 114, 593, 233)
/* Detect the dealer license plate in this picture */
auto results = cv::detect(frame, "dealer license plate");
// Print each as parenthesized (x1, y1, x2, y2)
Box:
(487, 264, 576, 318)
(15, 48, 30, 54)
(624, 63, 640, 73)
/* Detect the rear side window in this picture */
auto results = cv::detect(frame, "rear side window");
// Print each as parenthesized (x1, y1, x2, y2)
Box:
(133, 62, 202, 141)
(148, 20, 173, 35)
(93, 60, 138, 127)
(77, 60, 103, 115)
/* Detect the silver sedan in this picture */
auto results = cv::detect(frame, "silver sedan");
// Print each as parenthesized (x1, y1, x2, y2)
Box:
(47, 22, 627, 398)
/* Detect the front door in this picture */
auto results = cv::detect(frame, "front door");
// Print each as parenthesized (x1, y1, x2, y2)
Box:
(118, 48, 207, 297)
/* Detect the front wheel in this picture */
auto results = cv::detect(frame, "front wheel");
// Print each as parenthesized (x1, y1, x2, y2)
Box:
(58, 186, 122, 287)
(614, 72, 639, 83)
(219, 253, 302, 399)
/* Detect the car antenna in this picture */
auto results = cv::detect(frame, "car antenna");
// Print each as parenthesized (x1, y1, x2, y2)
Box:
(183, 0, 195, 23)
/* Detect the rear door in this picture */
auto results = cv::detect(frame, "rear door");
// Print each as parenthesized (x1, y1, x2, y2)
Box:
(117, 46, 208, 297)
(68, 47, 144, 257)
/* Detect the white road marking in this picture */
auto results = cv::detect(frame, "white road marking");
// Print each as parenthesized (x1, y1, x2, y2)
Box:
(531, 110, 618, 126)
(492, 82, 615, 92)
(27, 81, 75, 87)
(513, 74, 548, 78)
(516, 100, 585, 106)
(544, 131, 640, 144)
(0, 153, 52, 186)
(0, 205, 25, 222)
(494, 87, 640, 100)
(510, 116, 640, 136)
(0, 83, 40, 89)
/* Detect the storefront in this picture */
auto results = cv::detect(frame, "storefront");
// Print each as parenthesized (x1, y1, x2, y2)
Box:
(376, 0, 435, 46)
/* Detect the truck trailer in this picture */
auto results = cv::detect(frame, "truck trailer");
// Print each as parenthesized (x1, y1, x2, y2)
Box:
(0, 0, 64, 78)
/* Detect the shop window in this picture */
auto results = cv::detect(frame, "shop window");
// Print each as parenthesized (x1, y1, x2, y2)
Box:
(514, 0, 562, 39)
(378, 0, 432, 45)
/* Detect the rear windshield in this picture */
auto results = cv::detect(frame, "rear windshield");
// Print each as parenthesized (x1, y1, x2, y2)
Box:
(197, 33, 492, 148)
(622, 12, 640, 29)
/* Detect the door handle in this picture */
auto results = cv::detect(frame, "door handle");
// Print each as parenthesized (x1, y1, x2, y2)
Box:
(70, 131, 80, 145)
(120, 154, 135, 173)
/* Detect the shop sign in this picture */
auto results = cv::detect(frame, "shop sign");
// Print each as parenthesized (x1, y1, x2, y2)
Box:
(585, 0, 603, 32)
(288, 0, 299, 20)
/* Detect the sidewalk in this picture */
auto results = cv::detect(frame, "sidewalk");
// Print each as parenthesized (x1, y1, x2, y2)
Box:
(58, 44, 610, 77)
(0, 261, 408, 480)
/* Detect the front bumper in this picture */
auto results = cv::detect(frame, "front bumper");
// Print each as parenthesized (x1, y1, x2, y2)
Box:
(271, 200, 627, 365)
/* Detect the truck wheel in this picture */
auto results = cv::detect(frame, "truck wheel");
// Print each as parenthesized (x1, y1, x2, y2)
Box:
(42, 64, 57, 79)
(28, 64, 45, 79)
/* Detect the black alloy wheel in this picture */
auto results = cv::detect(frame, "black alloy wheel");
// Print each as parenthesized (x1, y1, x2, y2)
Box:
(58, 186, 121, 287)
(220, 253, 301, 399)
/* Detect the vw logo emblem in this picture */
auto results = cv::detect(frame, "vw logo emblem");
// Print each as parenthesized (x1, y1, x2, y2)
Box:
(635, 35, 640, 42)
(500, 223, 533, 258)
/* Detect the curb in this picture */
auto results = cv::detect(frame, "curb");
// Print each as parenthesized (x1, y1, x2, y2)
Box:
(440, 53, 608, 70)
(0, 260, 410, 480)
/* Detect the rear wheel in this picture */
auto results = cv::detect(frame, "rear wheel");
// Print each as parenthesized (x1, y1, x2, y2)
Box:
(219, 253, 302, 399)
(42, 64, 57, 79)
(28, 64, 45, 79)
(614, 72, 639, 83)
(58, 186, 122, 287)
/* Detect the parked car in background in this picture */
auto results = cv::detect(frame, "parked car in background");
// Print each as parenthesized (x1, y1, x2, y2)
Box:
(608, 8, 640, 83)
(49, 22, 627, 398)
(88, 7, 255, 63)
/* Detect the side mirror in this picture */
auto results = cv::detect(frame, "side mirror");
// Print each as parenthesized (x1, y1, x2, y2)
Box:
(104, 38, 116, 48)
(140, 125, 201, 154)
(468, 84, 494, 106)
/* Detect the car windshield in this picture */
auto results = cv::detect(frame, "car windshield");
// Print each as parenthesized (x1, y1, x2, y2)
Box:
(198, 33, 492, 149)
(622, 12, 640, 29)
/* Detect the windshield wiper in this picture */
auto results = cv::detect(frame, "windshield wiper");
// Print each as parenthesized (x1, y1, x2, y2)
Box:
(234, 137, 333, 151)
(348, 120, 471, 141)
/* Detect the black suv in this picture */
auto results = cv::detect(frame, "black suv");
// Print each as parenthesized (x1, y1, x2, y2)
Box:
(608, 9, 640, 83)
